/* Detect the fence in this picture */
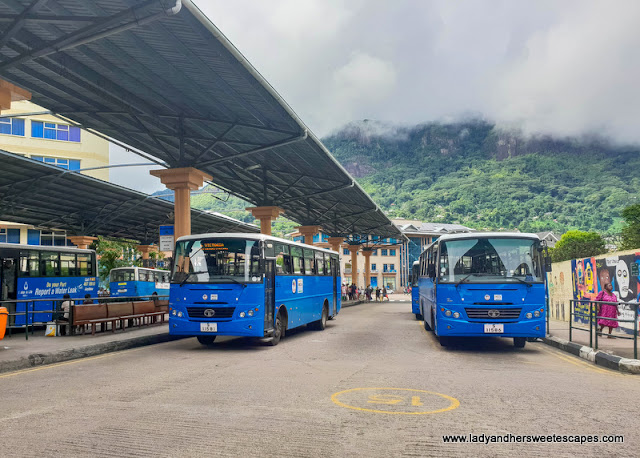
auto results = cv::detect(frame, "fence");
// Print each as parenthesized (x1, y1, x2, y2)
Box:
(569, 299, 638, 359)
(0, 295, 169, 340)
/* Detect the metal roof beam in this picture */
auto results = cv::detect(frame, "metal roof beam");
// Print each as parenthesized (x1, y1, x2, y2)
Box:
(0, 0, 179, 71)
(278, 182, 355, 205)
(0, 13, 98, 23)
(198, 130, 308, 167)
(0, 0, 49, 50)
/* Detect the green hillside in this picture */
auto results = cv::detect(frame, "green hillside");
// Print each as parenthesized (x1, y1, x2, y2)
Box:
(187, 119, 640, 235)
(323, 120, 640, 234)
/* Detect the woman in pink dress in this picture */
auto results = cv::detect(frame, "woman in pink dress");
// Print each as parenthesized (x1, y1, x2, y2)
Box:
(596, 283, 620, 338)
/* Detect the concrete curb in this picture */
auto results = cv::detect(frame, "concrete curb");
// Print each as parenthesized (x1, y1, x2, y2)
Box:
(0, 333, 186, 374)
(542, 335, 640, 374)
(341, 300, 364, 308)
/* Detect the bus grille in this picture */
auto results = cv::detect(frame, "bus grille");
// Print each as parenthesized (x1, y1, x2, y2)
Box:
(186, 307, 236, 319)
(465, 308, 522, 320)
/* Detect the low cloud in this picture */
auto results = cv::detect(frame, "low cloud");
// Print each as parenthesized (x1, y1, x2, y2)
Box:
(201, 0, 640, 144)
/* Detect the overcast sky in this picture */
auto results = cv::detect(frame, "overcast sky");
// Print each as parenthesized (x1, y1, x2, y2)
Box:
(111, 0, 640, 193)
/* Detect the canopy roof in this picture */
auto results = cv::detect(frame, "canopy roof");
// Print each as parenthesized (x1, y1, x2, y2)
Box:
(0, 150, 258, 242)
(0, 0, 403, 239)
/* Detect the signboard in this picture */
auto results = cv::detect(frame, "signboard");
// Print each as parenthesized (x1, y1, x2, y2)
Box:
(159, 225, 174, 252)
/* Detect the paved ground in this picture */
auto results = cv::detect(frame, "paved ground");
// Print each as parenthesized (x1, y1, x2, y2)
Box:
(2, 299, 638, 457)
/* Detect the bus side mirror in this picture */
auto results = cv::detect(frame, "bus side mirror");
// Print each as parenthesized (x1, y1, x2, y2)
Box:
(427, 264, 436, 278)
(545, 257, 552, 272)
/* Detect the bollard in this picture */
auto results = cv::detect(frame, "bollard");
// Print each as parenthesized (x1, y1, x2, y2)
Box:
(0, 307, 7, 340)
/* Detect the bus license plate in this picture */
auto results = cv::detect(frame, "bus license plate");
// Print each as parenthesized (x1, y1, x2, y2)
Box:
(200, 323, 217, 332)
(484, 324, 504, 333)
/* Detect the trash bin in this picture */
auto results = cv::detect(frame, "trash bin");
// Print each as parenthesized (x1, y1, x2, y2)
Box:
(0, 307, 7, 340)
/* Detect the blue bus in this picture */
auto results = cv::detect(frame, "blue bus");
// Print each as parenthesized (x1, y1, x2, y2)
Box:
(418, 232, 550, 348)
(109, 266, 170, 298)
(169, 233, 341, 346)
(411, 261, 421, 318)
(0, 242, 98, 326)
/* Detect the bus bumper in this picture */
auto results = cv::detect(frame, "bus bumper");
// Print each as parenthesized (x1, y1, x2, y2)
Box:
(169, 316, 265, 338)
(436, 316, 546, 338)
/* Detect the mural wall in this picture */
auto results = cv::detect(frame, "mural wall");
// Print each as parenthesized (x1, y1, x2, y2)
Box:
(551, 249, 640, 334)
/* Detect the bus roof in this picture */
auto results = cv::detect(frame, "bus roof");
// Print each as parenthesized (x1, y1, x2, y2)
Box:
(436, 232, 541, 242)
(110, 266, 169, 272)
(0, 242, 94, 254)
(176, 233, 340, 256)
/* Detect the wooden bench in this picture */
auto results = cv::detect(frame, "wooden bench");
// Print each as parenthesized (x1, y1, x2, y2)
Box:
(71, 300, 168, 335)
(72, 304, 110, 335)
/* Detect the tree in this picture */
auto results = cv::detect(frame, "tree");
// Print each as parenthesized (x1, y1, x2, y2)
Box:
(92, 236, 142, 283)
(620, 204, 640, 250)
(550, 230, 607, 262)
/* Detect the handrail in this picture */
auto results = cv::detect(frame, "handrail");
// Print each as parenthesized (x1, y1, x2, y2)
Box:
(568, 299, 638, 360)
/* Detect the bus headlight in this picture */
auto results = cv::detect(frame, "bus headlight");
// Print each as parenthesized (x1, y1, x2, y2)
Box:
(445, 310, 452, 317)
(177, 311, 183, 318)
(453, 312, 460, 319)
(171, 310, 177, 316)
(526, 312, 533, 319)
(534, 310, 540, 318)
(247, 310, 254, 317)
(239, 312, 246, 318)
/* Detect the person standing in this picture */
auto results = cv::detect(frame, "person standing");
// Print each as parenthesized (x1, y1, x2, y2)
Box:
(375, 287, 381, 302)
(57, 294, 72, 336)
(382, 286, 388, 302)
(596, 283, 620, 338)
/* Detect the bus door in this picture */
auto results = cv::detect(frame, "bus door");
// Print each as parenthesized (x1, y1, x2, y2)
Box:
(1, 258, 17, 325)
(264, 260, 275, 333)
(331, 259, 338, 316)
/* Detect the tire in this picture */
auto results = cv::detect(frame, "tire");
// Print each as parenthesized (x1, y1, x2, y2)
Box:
(311, 305, 328, 331)
(197, 335, 216, 346)
(266, 310, 284, 346)
(415, 313, 423, 321)
(514, 337, 526, 348)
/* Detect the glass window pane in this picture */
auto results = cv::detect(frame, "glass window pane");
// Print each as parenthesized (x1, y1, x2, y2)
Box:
(57, 130, 69, 141)
(41, 252, 60, 276)
(44, 128, 56, 139)
(69, 126, 81, 142)
(31, 121, 44, 138)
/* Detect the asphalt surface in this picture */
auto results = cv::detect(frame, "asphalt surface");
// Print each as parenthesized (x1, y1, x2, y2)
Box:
(2, 300, 638, 457)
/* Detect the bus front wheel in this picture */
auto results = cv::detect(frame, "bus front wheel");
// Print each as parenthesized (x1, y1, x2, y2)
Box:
(266, 311, 284, 346)
(197, 335, 216, 346)
(513, 337, 526, 348)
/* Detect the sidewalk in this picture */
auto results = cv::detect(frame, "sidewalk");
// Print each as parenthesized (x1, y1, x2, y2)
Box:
(545, 319, 640, 374)
(0, 324, 180, 374)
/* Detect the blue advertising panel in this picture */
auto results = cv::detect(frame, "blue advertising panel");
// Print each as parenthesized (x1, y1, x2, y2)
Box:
(15, 276, 98, 326)
(159, 225, 174, 236)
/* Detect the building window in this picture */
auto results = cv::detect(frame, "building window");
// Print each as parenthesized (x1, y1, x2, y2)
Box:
(30, 156, 81, 171)
(0, 117, 25, 136)
(383, 264, 388, 272)
(390, 263, 395, 272)
(343, 248, 349, 255)
(31, 121, 81, 142)
(40, 231, 68, 246)
(381, 249, 388, 256)
(371, 263, 377, 272)
(390, 249, 396, 256)
(0, 228, 20, 244)
(372, 249, 377, 256)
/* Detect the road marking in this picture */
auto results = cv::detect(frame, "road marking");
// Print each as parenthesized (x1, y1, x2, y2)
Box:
(331, 387, 460, 415)
(0, 346, 148, 379)
(538, 346, 623, 377)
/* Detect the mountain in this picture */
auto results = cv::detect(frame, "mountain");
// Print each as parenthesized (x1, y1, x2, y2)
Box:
(322, 120, 640, 234)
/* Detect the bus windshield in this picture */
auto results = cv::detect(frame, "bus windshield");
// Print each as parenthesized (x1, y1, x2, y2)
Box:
(172, 238, 263, 284)
(111, 269, 135, 282)
(439, 238, 543, 283)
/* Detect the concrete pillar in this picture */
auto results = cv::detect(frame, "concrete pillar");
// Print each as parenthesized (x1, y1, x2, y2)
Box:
(295, 225, 321, 245)
(150, 167, 212, 241)
(362, 247, 373, 288)
(137, 245, 157, 260)
(348, 245, 359, 286)
(68, 236, 97, 250)
(327, 237, 343, 253)
(0, 80, 31, 112)
(246, 206, 284, 236)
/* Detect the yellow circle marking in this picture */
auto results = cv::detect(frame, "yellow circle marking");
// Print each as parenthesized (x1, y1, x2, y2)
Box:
(331, 387, 460, 415)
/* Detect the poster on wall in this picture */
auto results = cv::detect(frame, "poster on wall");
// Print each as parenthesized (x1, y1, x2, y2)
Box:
(571, 253, 640, 334)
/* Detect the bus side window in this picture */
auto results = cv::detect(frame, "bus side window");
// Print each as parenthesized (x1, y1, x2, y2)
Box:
(20, 251, 39, 276)
(304, 249, 315, 275)
(316, 252, 325, 275)
(41, 252, 60, 277)
(77, 254, 91, 276)
(139, 271, 148, 282)
(291, 246, 304, 275)
(60, 253, 76, 277)
(274, 243, 288, 275)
